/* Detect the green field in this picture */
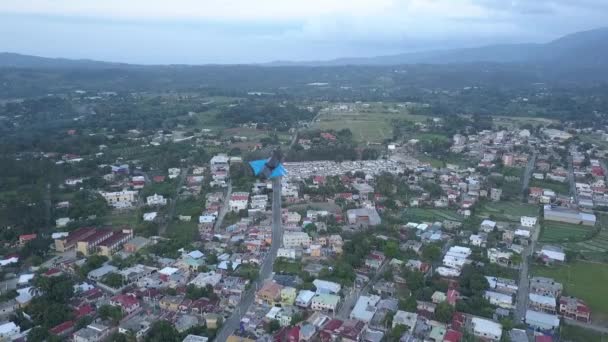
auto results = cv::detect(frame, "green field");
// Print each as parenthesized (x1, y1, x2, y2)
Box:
(562, 214, 608, 261)
(404, 208, 463, 222)
(104, 210, 140, 227)
(311, 104, 428, 143)
(480, 201, 540, 222)
(167, 220, 199, 242)
(530, 179, 570, 195)
(533, 261, 608, 316)
(540, 221, 596, 243)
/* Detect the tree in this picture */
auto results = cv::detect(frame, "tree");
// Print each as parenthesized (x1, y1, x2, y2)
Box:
(388, 324, 409, 341)
(145, 321, 180, 342)
(98, 304, 124, 325)
(435, 302, 455, 323)
(266, 319, 281, 333)
(102, 273, 125, 288)
(383, 240, 399, 259)
(405, 271, 425, 292)
(398, 295, 417, 312)
(421, 244, 442, 262)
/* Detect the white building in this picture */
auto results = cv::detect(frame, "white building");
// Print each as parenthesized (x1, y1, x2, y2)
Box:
(443, 246, 471, 270)
(277, 248, 297, 260)
(168, 168, 181, 179)
(313, 279, 341, 295)
(484, 291, 514, 309)
(229, 192, 249, 212)
(0, 322, 20, 340)
(310, 294, 340, 312)
(146, 194, 167, 206)
(469, 234, 486, 247)
(349, 295, 380, 323)
(392, 311, 417, 331)
(99, 190, 137, 209)
(283, 232, 312, 249)
(250, 194, 268, 210)
(436, 266, 461, 277)
(143, 212, 158, 222)
(487, 248, 513, 265)
(520, 216, 538, 228)
(189, 271, 222, 288)
(471, 317, 502, 341)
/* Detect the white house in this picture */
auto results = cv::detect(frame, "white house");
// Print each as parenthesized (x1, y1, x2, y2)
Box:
(484, 291, 514, 309)
(436, 266, 461, 277)
(520, 216, 538, 228)
(539, 245, 566, 262)
(143, 212, 158, 221)
(229, 192, 249, 212)
(0, 322, 20, 340)
(469, 234, 486, 247)
(310, 294, 340, 312)
(168, 168, 181, 179)
(277, 248, 297, 260)
(100, 190, 137, 209)
(480, 219, 497, 232)
(393, 311, 417, 331)
(146, 194, 167, 206)
(283, 232, 312, 249)
(472, 317, 502, 341)
(313, 279, 341, 295)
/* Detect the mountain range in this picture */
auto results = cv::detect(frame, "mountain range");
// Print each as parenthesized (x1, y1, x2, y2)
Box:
(1, 27, 607, 68)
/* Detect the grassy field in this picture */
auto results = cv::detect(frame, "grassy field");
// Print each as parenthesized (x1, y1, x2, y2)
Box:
(533, 261, 608, 316)
(104, 210, 140, 227)
(311, 103, 428, 143)
(530, 179, 570, 195)
(562, 214, 608, 261)
(167, 220, 199, 242)
(404, 208, 463, 222)
(559, 324, 608, 342)
(480, 201, 540, 222)
(540, 221, 596, 243)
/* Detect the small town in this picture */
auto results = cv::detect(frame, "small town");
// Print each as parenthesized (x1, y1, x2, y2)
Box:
(2, 95, 608, 342)
(2, 7, 608, 341)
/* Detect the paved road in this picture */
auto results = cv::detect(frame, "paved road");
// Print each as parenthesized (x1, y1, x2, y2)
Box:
(567, 155, 577, 202)
(521, 152, 537, 201)
(515, 154, 540, 323)
(514, 221, 541, 322)
(158, 167, 189, 236)
(563, 317, 608, 334)
(336, 259, 390, 320)
(214, 177, 283, 341)
(213, 182, 233, 231)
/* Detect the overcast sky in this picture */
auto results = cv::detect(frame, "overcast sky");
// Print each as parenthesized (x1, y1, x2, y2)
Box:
(0, 0, 607, 64)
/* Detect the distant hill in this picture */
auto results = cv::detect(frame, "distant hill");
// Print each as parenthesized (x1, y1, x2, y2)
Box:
(268, 27, 608, 66)
(1, 27, 607, 68)
(0, 52, 129, 69)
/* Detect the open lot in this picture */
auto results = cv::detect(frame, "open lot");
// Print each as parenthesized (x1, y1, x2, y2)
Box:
(311, 104, 428, 143)
(533, 261, 608, 317)
(562, 214, 608, 261)
(540, 221, 596, 243)
(404, 208, 463, 222)
(530, 179, 570, 195)
(103, 209, 140, 227)
(480, 201, 540, 222)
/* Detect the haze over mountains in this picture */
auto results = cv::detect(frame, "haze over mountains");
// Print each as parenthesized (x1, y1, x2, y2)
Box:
(0, 27, 607, 69)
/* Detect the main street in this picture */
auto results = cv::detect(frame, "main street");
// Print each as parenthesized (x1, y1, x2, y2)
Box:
(567, 155, 577, 202)
(213, 181, 233, 231)
(214, 177, 283, 341)
(158, 167, 189, 236)
(521, 151, 537, 201)
(514, 152, 541, 323)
